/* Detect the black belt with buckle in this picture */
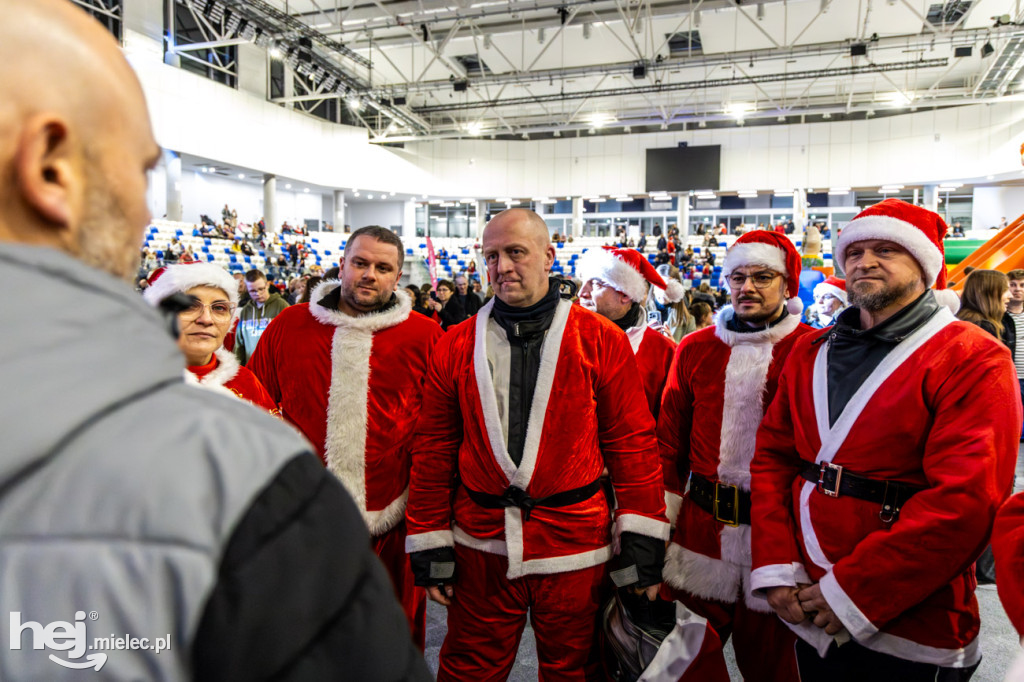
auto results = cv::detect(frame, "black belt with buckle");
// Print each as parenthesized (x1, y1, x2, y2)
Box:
(464, 479, 602, 521)
(799, 461, 925, 522)
(688, 472, 750, 527)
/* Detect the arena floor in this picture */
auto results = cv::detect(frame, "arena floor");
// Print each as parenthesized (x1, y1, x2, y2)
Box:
(422, 446, 1024, 680)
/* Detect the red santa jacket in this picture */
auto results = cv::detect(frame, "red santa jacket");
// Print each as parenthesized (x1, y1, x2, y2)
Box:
(658, 308, 811, 611)
(405, 299, 669, 579)
(750, 309, 1021, 667)
(185, 347, 279, 414)
(624, 322, 675, 422)
(994, 492, 1024, 637)
(248, 284, 442, 536)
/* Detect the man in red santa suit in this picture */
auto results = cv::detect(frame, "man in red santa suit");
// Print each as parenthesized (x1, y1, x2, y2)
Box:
(658, 229, 812, 681)
(810, 275, 847, 329)
(576, 246, 683, 419)
(751, 198, 1021, 681)
(143, 262, 279, 413)
(405, 208, 669, 681)
(247, 225, 442, 649)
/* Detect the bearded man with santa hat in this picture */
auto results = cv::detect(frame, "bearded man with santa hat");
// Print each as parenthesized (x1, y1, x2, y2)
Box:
(576, 246, 683, 419)
(751, 198, 1021, 680)
(658, 229, 814, 681)
(247, 225, 443, 649)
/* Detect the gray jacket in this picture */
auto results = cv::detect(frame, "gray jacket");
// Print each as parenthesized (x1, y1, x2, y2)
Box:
(0, 244, 429, 681)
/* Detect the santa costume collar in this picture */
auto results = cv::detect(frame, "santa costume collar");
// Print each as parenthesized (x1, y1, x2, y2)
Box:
(714, 305, 801, 347)
(183, 347, 241, 399)
(309, 279, 412, 330)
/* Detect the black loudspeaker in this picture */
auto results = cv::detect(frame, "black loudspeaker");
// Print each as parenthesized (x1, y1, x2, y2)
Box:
(954, 46, 973, 57)
(393, 96, 407, 105)
(454, 80, 468, 92)
(633, 64, 647, 79)
(850, 43, 867, 57)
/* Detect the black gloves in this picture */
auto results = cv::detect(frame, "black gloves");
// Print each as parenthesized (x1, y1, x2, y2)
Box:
(409, 547, 456, 587)
(610, 531, 666, 589)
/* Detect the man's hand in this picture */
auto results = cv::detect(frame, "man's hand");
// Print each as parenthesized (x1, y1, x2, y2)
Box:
(797, 583, 845, 635)
(766, 585, 806, 624)
(426, 584, 454, 607)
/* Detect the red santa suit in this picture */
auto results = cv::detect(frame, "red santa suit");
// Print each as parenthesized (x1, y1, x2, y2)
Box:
(405, 298, 669, 680)
(247, 283, 442, 649)
(750, 310, 1020, 668)
(994, 492, 1024, 637)
(186, 347, 279, 414)
(658, 307, 811, 681)
(625, 322, 675, 421)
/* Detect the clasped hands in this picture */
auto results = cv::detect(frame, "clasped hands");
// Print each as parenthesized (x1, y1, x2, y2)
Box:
(766, 583, 846, 636)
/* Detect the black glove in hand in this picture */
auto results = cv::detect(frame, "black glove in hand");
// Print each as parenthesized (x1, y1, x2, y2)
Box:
(409, 547, 456, 587)
(611, 531, 665, 589)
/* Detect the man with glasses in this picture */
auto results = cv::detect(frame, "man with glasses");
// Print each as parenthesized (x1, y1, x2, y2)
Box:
(658, 230, 812, 681)
(234, 269, 289, 365)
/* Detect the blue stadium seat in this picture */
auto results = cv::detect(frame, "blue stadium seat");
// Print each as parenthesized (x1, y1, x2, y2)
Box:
(693, 247, 701, 253)
(204, 238, 211, 246)
(259, 250, 265, 257)
(206, 254, 214, 262)
(718, 242, 727, 247)
(556, 242, 564, 248)
(201, 246, 209, 253)
(461, 248, 469, 255)
(406, 249, 414, 255)
(324, 250, 331, 256)
(155, 250, 164, 259)
(223, 248, 231, 254)
(229, 255, 237, 263)
(244, 256, 251, 264)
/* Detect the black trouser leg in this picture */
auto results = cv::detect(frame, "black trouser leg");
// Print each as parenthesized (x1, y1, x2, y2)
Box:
(795, 638, 979, 682)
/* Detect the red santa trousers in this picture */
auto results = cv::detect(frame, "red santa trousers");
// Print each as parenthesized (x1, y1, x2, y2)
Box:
(661, 584, 799, 682)
(437, 545, 607, 682)
(373, 520, 426, 650)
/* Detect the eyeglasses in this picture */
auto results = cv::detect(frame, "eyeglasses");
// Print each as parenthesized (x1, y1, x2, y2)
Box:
(180, 299, 236, 323)
(727, 272, 781, 289)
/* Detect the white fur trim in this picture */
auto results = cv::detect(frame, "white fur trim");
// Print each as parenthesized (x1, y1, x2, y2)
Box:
(836, 215, 943, 287)
(321, 305, 409, 537)
(182, 369, 237, 400)
(749, 563, 812, 595)
(193, 347, 241, 388)
(665, 492, 683, 527)
(713, 306, 801, 347)
(405, 529, 454, 553)
(309, 280, 412, 330)
(638, 603, 712, 682)
(577, 248, 650, 303)
(663, 543, 741, 603)
(719, 524, 751, 566)
(143, 262, 239, 308)
(740, 569, 776, 613)
(722, 242, 788, 277)
(787, 297, 804, 315)
(716, 337, 776, 491)
(615, 513, 671, 542)
(813, 282, 848, 306)
(453, 526, 508, 555)
(520, 545, 614, 577)
(626, 322, 647, 354)
(819, 571, 878, 640)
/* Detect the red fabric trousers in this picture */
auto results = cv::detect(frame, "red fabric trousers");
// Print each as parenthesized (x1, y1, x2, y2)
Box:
(437, 546, 608, 682)
(374, 520, 426, 650)
(661, 584, 799, 682)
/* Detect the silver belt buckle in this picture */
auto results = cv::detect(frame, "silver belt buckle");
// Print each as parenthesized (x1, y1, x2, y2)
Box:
(817, 462, 843, 498)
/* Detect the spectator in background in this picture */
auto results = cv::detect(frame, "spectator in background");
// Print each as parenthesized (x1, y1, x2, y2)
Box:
(431, 279, 464, 331)
(165, 237, 183, 262)
(692, 281, 716, 307)
(221, 203, 231, 224)
(1006, 269, 1024, 416)
(453, 274, 481, 318)
(180, 246, 195, 263)
(958, 269, 1012, 349)
(298, 276, 322, 305)
(809, 276, 848, 329)
(0, 1, 430, 678)
(690, 301, 713, 330)
(235, 269, 289, 365)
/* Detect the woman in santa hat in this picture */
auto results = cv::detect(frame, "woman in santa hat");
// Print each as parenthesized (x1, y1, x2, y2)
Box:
(144, 262, 279, 414)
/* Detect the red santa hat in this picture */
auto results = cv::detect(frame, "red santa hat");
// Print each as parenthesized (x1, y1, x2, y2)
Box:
(576, 246, 685, 304)
(836, 198, 959, 312)
(142, 262, 239, 310)
(813, 276, 847, 306)
(722, 230, 804, 315)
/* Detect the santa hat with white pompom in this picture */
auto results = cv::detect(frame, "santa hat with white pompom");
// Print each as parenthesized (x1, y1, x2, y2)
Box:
(576, 246, 685, 305)
(722, 230, 805, 315)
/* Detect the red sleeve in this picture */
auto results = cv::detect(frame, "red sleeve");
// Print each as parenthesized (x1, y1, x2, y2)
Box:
(994, 492, 1024, 636)
(656, 339, 694, 526)
(246, 315, 282, 404)
(405, 330, 463, 551)
(231, 367, 281, 416)
(823, 342, 1021, 635)
(749, 352, 810, 589)
(596, 324, 670, 541)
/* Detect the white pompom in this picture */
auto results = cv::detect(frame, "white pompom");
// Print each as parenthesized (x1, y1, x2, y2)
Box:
(932, 288, 961, 314)
(787, 297, 804, 315)
(657, 278, 686, 304)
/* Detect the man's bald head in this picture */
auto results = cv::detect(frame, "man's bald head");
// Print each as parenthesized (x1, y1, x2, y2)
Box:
(0, 0, 161, 282)
(481, 208, 556, 307)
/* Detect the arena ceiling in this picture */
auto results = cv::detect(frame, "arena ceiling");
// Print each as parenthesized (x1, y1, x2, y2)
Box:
(184, 0, 1024, 141)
